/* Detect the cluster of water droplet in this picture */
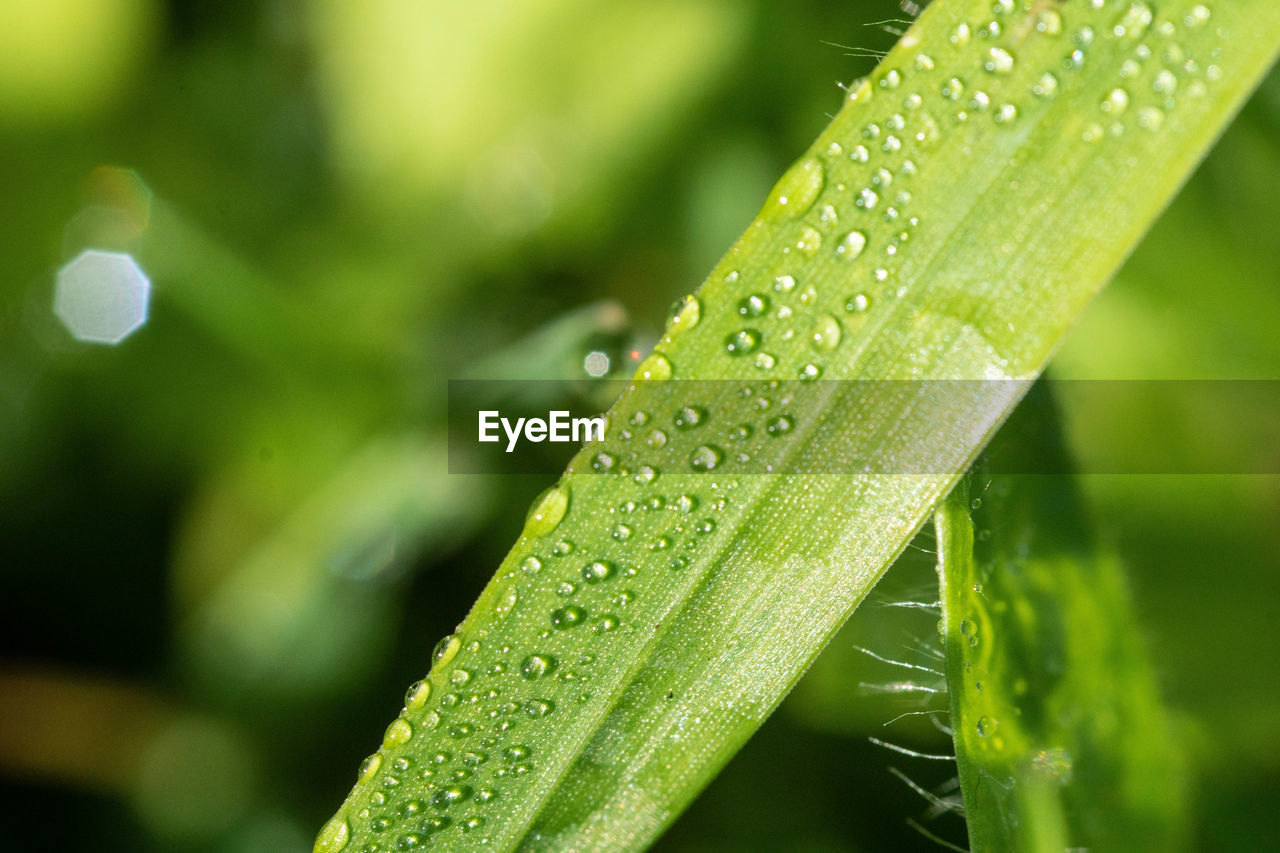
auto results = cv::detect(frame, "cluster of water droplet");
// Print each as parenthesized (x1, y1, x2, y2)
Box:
(315, 3, 1226, 848)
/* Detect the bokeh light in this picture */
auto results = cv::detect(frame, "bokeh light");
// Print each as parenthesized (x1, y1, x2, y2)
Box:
(53, 250, 151, 344)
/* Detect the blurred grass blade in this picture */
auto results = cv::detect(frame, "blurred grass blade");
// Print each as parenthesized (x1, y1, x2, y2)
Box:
(936, 386, 1188, 851)
(316, 1, 1278, 850)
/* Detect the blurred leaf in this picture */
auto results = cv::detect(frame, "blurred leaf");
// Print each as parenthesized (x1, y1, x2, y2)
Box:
(935, 391, 1187, 851)
(178, 435, 487, 702)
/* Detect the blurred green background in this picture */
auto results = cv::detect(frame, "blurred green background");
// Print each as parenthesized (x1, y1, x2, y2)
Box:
(1, 1, 1277, 850)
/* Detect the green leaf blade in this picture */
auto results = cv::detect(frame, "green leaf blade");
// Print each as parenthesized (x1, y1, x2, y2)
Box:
(316, 2, 1277, 850)
(936, 391, 1189, 852)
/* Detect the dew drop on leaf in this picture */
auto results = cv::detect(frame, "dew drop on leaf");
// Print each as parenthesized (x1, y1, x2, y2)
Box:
(525, 484, 569, 537)
(520, 654, 556, 680)
(581, 560, 616, 583)
(358, 753, 382, 784)
(433, 634, 462, 667)
(314, 816, 350, 853)
(674, 405, 707, 429)
(550, 605, 587, 629)
(845, 292, 872, 313)
(810, 314, 843, 351)
(635, 352, 673, 381)
(1032, 72, 1060, 99)
(766, 415, 795, 436)
(986, 47, 1016, 74)
(405, 681, 432, 711)
(383, 718, 413, 748)
(762, 156, 826, 221)
(690, 444, 724, 471)
(738, 294, 769, 317)
(836, 230, 868, 260)
(669, 294, 701, 332)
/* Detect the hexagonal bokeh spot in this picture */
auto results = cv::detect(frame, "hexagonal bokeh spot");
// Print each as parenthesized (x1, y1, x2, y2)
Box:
(53, 250, 151, 344)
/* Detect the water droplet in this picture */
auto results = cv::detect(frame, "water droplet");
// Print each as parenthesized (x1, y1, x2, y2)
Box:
(405, 680, 432, 711)
(383, 718, 414, 748)
(495, 587, 519, 618)
(1101, 87, 1130, 114)
(1115, 2, 1153, 39)
(690, 445, 724, 471)
(857, 188, 879, 209)
(725, 329, 761, 356)
(994, 104, 1018, 123)
(526, 484, 569, 537)
(1037, 9, 1063, 35)
(738, 294, 769, 317)
(985, 47, 1015, 74)
(521, 556, 542, 574)
(1137, 105, 1165, 130)
(754, 352, 777, 370)
(551, 606, 587, 629)
(977, 715, 998, 737)
(674, 406, 707, 430)
(520, 654, 556, 680)
(942, 77, 965, 100)
(1153, 69, 1178, 94)
(845, 293, 872, 313)
(1184, 4, 1210, 27)
(1032, 72, 1059, 99)
(314, 816, 350, 852)
(810, 314, 842, 351)
(766, 415, 795, 436)
(952, 23, 972, 45)
(800, 363, 822, 380)
(763, 157, 825, 220)
(635, 352, 672, 381)
(847, 76, 873, 102)
(449, 668, 472, 686)
(774, 274, 797, 293)
(819, 203, 839, 225)
(796, 226, 822, 255)
(836, 230, 867, 260)
(358, 753, 382, 784)
(433, 634, 461, 667)
(669, 294, 701, 332)
(581, 560, 616, 583)
(432, 785, 473, 809)
(960, 619, 980, 646)
(915, 53, 935, 71)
